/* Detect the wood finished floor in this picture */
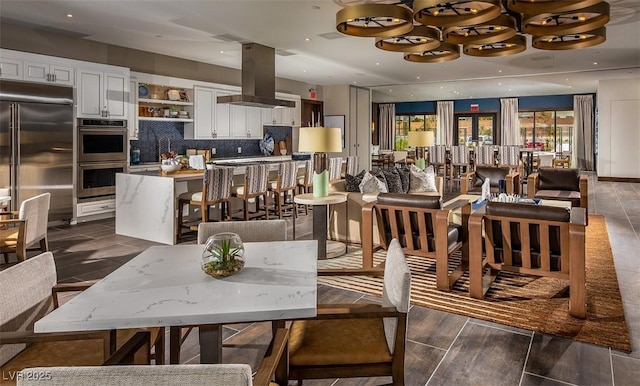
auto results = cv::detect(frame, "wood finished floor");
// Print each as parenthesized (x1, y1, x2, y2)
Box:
(6, 175, 640, 385)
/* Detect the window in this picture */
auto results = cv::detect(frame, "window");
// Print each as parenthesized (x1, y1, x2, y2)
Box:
(455, 114, 496, 146)
(395, 114, 436, 150)
(518, 110, 573, 152)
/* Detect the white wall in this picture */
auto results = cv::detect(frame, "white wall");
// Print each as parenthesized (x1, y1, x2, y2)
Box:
(597, 78, 640, 178)
(323, 85, 350, 158)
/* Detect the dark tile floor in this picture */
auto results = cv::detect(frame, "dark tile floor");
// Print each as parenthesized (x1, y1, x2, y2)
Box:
(6, 174, 640, 385)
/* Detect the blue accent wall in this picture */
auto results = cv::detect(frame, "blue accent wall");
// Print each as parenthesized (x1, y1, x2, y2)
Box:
(130, 122, 291, 163)
(395, 93, 583, 114)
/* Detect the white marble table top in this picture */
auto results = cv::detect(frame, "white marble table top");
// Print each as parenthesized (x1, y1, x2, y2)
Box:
(294, 193, 347, 206)
(35, 241, 318, 333)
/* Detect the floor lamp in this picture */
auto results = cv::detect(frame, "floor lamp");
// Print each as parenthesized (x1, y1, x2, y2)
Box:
(298, 126, 342, 197)
(408, 130, 435, 170)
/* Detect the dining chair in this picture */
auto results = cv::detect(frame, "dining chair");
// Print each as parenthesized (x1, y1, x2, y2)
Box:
(497, 145, 523, 175)
(177, 167, 234, 239)
(288, 239, 411, 385)
(0, 192, 50, 263)
(449, 145, 470, 191)
(474, 145, 496, 167)
(18, 328, 289, 386)
(427, 145, 447, 178)
(268, 162, 298, 219)
(0, 252, 165, 380)
(231, 164, 270, 221)
(197, 219, 287, 244)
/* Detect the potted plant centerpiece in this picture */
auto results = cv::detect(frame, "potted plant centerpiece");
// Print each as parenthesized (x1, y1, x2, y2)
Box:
(201, 232, 245, 277)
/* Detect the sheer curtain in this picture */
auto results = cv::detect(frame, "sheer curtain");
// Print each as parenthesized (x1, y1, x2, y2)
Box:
(437, 101, 454, 145)
(573, 95, 594, 170)
(379, 103, 396, 150)
(500, 98, 519, 145)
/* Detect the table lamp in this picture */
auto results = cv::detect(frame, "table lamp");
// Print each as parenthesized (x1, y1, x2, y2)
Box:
(298, 126, 342, 197)
(407, 130, 435, 170)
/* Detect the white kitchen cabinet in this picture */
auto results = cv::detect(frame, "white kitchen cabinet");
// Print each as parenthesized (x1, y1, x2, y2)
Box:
(0, 57, 22, 80)
(23, 61, 74, 85)
(193, 86, 215, 139)
(77, 69, 128, 119)
(265, 95, 301, 126)
(214, 89, 232, 138)
(128, 79, 139, 139)
(245, 108, 264, 139)
(229, 104, 247, 138)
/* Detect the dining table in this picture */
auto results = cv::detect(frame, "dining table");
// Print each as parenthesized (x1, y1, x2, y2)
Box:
(34, 240, 318, 364)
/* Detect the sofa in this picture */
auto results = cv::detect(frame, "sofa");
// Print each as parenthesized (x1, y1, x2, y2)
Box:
(328, 175, 444, 245)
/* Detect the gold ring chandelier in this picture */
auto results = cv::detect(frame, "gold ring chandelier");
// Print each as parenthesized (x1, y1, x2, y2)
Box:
(335, 0, 610, 62)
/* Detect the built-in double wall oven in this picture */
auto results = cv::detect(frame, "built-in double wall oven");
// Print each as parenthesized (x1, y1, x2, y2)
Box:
(77, 118, 127, 199)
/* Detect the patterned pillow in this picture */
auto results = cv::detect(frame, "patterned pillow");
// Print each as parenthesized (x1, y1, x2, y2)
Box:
(409, 164, 438, 193)
(395, 165, 411, 193)
(383, 169, 404, 193)
(359, 172, 388, 194)
(345, 170, 366, 192)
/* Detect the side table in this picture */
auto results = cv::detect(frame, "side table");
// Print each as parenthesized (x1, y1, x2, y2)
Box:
(294, 193, 347, 259)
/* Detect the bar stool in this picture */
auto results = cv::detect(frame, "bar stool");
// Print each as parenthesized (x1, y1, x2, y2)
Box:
(231, 164, 270, 221)
(427, 145, 447, 178)
(345, 156, 359, 177)
(177, 166, 234, 239)
(329, 157, 343, 182)
(297, 159, 313, 215)
(268, 161, 298, 219)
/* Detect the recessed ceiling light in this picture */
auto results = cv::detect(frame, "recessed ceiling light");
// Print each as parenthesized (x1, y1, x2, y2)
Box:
(416, 76, 420, 79)
(389, 89, 392, 92)
(498, 69, 502, 73)
(568, 85, 572, 88)
(593, 62, 598, 65)
(440, 86, 444, 89)
(508, 88, 512, 91)
(305, 38, 311, 42)
(66, 13, 73, 18)
(498, 82, 502, 86)
(376, 62, 380, 66)
(353, 81, 357, 84)
(219, 50, 224, 54)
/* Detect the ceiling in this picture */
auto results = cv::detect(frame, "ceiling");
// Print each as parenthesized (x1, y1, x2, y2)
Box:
(1, 0, 639, 102)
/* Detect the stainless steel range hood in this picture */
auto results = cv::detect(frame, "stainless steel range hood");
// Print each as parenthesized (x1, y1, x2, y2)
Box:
(217, 43, 295, 108)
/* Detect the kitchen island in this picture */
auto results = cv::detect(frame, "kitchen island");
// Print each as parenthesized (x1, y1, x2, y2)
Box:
(115, 155, 309, 245)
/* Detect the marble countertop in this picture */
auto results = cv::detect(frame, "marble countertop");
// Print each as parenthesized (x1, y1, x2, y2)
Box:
(35, 241, 318, 332)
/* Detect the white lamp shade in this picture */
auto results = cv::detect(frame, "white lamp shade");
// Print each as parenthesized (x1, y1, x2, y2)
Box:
(407, 130, 435, 147)
(298, 127, 342, 153)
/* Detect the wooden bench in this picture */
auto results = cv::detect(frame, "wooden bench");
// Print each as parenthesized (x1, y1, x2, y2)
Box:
(468, 201, 587, 318)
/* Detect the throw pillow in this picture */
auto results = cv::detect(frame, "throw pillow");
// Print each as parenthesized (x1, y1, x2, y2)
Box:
(345, 170, 366, 192)
(359, 172, 388, 194)
(383, 169, 404, 193)
(395, 165, 411, 193)
(409, 164, 438, 193)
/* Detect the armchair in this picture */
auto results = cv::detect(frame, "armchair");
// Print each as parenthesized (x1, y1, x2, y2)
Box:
(468, 202, 587, 318)
(0, 193, 50, 262)
(0, 252, 165, 383)
(527, 167, 588, 220)
(288, 239, 411, 385)
(461, 166, 520, 195)
(362, 193, 469, 291)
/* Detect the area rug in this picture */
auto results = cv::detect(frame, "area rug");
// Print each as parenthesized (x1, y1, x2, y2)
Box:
(318, 215, 631, 352)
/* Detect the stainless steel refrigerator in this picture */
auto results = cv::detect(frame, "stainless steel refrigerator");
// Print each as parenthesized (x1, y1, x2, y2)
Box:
(0, 80, 74, 222)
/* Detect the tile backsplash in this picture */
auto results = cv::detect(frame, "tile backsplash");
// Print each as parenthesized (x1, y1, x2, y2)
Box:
(130, 122, 292, 163)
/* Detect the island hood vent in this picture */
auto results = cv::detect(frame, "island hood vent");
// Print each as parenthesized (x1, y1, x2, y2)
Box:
(217, 43, 295, 108)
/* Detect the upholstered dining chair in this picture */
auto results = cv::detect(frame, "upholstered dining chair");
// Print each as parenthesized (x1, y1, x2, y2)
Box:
(345, 155, 359, 177)
(177, 167, 234, 239)
(0, 192, 50, 263)
(231, 164, 270, 221)
(427, 145, 447, 178)
(268, 162, 298, 219)
(474, 145, 496, 167)
(0, 252, 165, 382)
(297, 159, 314, 215)
(18, 328, 289, 386)
(197, 219, 287, 244)
(449, 145, 471, 191)
(288, 239, 411, 385)
(497, 145, 524, 176)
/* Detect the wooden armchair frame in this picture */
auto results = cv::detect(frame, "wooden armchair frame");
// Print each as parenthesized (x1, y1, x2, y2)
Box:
(0, 216, 27, 262)
(361, 196, 470, 290)
(460, 167, 521, 195)
(468, 204, 587, 318)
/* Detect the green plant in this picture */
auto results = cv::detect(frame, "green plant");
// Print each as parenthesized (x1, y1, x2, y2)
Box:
(202, 234, 244, 275)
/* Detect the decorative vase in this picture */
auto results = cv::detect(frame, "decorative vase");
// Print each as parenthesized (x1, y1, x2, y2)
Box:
(201, 232, 245, 277)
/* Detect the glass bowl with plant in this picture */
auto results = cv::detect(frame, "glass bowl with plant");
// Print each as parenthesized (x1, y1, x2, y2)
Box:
(201, 232, 245, 277)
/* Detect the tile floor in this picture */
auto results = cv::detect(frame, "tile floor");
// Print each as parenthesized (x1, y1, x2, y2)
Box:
(6, 175, 640, 385)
